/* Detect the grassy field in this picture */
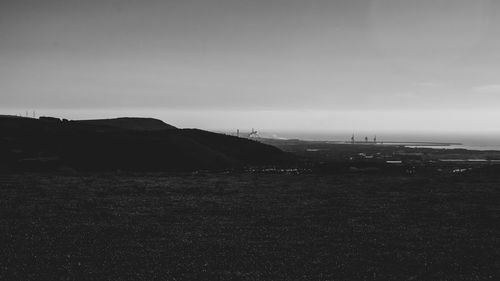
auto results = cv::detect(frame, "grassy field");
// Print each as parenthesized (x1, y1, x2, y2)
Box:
(1, 172, 499, 280)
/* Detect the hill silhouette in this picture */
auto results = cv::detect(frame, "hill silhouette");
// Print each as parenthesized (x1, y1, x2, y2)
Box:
(76, 117, 177, 131)
(0, 116, 291, 172)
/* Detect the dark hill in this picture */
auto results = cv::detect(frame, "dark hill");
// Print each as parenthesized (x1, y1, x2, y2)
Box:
(74, 117, 177, 131)
(0, 116, 290, 172)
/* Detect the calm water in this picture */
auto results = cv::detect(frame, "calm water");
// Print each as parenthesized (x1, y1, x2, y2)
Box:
(256, 131, 500, 151)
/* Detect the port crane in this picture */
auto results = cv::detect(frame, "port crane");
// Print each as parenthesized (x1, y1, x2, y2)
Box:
(248, 128, 259, 138)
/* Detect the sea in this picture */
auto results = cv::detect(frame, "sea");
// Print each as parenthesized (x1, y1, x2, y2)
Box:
(253, 131, 500, 151)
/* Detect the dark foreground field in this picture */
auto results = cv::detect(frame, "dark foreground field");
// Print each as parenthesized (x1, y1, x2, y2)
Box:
(1, 172, 499, 280)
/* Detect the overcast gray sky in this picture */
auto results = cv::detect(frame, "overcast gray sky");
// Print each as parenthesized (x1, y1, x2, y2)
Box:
(1, 0, 500, 132)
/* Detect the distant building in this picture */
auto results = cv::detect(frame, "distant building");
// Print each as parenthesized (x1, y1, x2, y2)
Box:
(248, 128, 259, 138)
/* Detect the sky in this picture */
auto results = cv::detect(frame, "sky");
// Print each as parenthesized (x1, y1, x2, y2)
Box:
(1, 0, 500, 133)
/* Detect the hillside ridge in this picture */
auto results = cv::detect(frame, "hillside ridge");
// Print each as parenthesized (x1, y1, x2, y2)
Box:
(0, 115, 291, 172)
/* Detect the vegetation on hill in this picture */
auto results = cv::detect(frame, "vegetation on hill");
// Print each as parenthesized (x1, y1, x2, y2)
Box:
(75, 117, 177, 131)
(1, 172, 498, 280)
(0, 116, 291, 172)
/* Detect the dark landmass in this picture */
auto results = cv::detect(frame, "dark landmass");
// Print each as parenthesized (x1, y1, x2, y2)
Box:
(258, 137, 500, 176)
(0, 116, 290, 173)
(76, 117, 177, 131)
(1, 116, 500, 280)
(1, 172, 498, 280)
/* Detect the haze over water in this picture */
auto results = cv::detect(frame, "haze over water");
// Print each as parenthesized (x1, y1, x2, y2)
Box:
(254, 131, 500, 152)
(4, 107, 499, 151)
